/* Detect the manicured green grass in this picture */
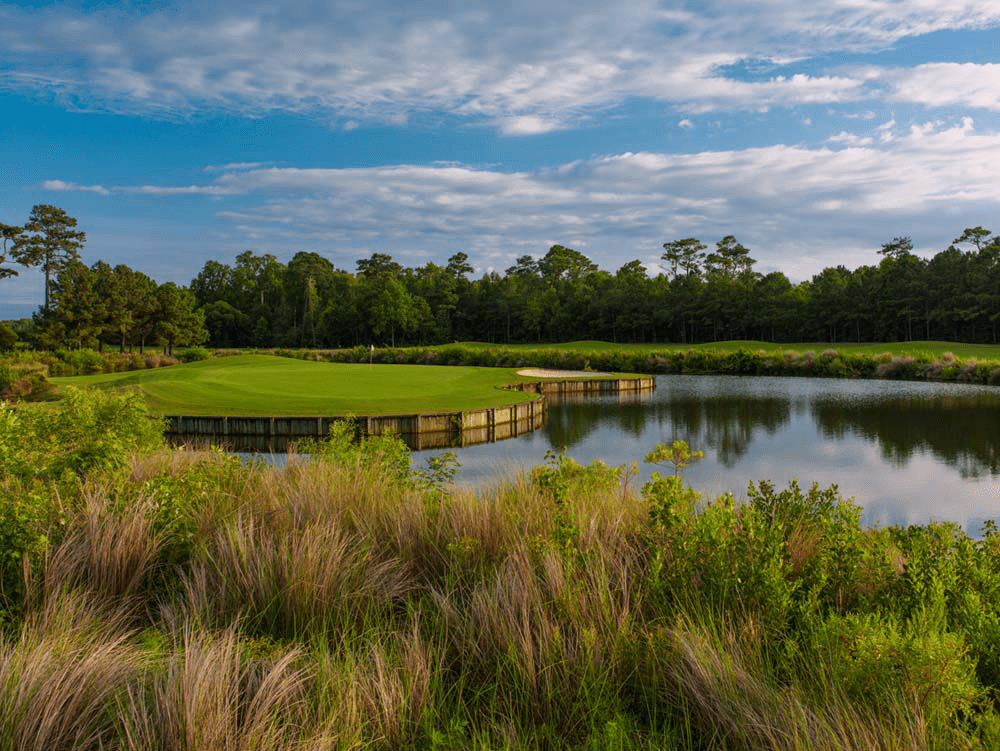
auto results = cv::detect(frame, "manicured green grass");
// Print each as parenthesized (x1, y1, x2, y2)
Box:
(50, 354, 618, 416)
(454, 339, 1000, 360)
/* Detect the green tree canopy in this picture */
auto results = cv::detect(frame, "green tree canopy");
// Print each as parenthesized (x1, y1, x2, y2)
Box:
(11, 205, 86, 311)
(155, 282, 207, 354)
(661, 238, 706, 279)
(0, 223, 24, 280)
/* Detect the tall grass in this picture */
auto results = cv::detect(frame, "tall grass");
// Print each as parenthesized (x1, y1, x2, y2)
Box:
(119, 625, 309, 751)
(3, 398, 1000, 749)
(37, 490, 163, 620)
(0, 592, 141, 751)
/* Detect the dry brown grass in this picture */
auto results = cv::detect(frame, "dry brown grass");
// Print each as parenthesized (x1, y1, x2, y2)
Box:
(38, 490, 163, 620)
(0, 592, 140, 751)
(787, 519, 824, 576)
(184, 509, 414, 637)
(119, 625, 309, 751)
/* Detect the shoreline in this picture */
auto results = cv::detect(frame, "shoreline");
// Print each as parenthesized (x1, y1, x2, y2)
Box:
(164, 374, 656, 450)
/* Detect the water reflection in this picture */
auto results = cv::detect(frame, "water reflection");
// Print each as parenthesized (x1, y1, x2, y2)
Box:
(543, 389, 792, 467)
(657, 395, 792, 467)
(812, 394, 1000, 479)
(431, 375, 1000, 530)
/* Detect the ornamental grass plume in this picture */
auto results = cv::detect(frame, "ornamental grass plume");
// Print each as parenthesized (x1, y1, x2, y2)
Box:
(0, 591, 140, 751)
(118, 625, 309, 751)
(37, 489, 163, 622)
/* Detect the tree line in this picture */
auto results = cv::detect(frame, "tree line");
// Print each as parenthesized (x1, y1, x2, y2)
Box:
(188, 231, 1000, 347)
(1, 205, 206, 353)
(4, 204, 999, 349)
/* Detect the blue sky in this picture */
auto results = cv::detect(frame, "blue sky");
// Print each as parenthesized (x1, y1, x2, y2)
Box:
(3, 0, 1000, 318)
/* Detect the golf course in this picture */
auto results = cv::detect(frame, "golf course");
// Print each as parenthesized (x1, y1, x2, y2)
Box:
(50, 354, 625, 416)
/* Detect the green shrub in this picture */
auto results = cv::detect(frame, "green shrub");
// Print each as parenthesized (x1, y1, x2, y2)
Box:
(48, 349, 105, 375)
(0, 486, 50, 624)
(0, 364, 51, 402)
(0, 324, 17, 353)
(810, 612, 983, 736)
(0, 388, 165, 481)
(295, 419, 413, 485)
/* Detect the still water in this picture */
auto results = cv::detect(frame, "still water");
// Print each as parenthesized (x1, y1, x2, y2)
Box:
(419, 375, 1000, 532)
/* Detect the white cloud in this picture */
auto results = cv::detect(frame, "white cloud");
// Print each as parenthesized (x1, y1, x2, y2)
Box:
(203, 162, 272, 172)
(58, 118, 995, 280)
(124, 185, 237, 196)
(883, 63, 1000, 111)
(2, 2, 998, 130)
(499, 115, 565, 135)
(39, 179, 110, 195)
(678, 119, 694, 128)
(827, 131, 874, 147)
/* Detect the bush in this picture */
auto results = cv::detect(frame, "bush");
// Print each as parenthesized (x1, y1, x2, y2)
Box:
(0, 484, 50, 623)
(0, 323, 17, 353)
(0, 387, 165, 480)
(0, 363, 52, 401)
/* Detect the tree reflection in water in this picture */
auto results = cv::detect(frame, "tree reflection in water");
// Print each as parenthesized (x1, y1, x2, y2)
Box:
(812, 394, 1000, 479)
(541, 375, 1000, 477)
(423, 374, 1000, 528)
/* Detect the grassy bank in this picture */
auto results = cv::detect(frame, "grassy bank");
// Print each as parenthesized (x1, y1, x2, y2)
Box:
(294, 341, 1000, 386)
(2, 390, 1000, 749)
(48, 354, 628, 416)
(456, 339, 1000, 360)
(9, 340, 1000, 409)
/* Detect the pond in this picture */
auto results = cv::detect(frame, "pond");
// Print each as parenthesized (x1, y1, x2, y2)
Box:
(418, 375, 1000, 532)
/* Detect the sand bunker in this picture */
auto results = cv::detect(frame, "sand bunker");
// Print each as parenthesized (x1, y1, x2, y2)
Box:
(517, 368, 613, 378)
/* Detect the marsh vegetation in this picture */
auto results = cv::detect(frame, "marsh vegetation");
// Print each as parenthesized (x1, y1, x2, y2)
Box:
(3, 390, 1000, 749)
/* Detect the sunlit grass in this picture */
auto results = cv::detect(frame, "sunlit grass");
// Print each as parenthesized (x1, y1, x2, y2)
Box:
(49, 354, 558, 415)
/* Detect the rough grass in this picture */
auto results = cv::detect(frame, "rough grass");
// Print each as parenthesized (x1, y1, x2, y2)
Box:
(4, 390, 1000, 750)
(2, 441, 995, 750)
(454, 339, 1000, 361)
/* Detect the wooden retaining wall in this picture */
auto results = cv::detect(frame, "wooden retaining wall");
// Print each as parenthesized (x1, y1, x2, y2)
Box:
(165, 375, 654, 451)
(503, 376, 655, 396)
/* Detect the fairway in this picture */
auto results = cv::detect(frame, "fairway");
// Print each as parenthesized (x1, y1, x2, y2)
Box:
(52, 355, 563, 416)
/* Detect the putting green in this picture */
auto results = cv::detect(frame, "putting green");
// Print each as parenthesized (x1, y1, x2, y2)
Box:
(50, 354, 566, 416)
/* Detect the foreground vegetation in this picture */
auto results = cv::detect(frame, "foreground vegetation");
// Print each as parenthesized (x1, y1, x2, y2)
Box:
(2, 389, 1000, 749)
